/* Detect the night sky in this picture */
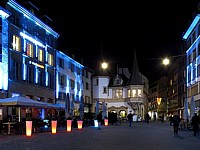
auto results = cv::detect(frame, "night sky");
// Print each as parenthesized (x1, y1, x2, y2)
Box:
(16, 0, 200, 82)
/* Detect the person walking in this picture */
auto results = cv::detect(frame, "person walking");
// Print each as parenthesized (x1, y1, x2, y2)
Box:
(127, 111, 133, 127)
(169, 115, 173, 126)
(172, 112, 181, 135)
(97, 112, 103, 130)
(191, 113, 200, 136)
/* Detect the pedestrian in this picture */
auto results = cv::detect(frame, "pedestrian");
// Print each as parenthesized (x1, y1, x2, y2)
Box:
(97, 111, 103, 130)
(127, 111, 133, 127)
(169, 115, 173, 126)
(153, 113, 156, 121)
(172, 112, 181, 135)
(161, 114, 164, 123)
(191, 113, 200, 136)
(146, 113, 150, 124)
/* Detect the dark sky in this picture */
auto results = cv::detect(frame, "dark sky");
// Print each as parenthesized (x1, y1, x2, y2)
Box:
(17, 0, 200, 82)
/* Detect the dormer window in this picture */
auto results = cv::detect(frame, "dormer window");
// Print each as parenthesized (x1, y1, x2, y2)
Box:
(113, 74, 123, 86)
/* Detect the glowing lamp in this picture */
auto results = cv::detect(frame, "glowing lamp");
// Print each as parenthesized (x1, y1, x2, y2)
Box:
(94, 120, 98, 127)
(101, 62, 108, 69)
(162, 58, 170, 66)
(77, 120, 83, 129)
(157, 98, 162, 105)
(67, 120, 72, 132)
(51, 120, 57, 134)
(104, 119, 108, 126)
(26, 121, 32, 136)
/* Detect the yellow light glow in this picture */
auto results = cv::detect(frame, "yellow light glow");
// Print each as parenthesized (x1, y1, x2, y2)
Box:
(101, 62, 108, 69)
(162, 58, 170, 66)
(157, 98, 162, 105)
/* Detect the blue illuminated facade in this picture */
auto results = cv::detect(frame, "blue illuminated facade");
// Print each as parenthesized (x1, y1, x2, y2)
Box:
(182, 14, 200, 112)
(0, 0, 59, 104)
(56, 51, 84, 116)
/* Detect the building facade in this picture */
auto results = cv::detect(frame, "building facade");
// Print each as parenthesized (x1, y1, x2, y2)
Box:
(56, 51, 84, 117)
(92, 51, 149, 120)
(0, 0, 61, 121)
(182, 13, 200, 117)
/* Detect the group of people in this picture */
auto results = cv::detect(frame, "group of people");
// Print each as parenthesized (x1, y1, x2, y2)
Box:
(170, 112, 200, 136)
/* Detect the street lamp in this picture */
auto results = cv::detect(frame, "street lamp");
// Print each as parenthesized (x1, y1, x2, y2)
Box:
(162, 58, 170, 66)
(101, 62, 108, 70)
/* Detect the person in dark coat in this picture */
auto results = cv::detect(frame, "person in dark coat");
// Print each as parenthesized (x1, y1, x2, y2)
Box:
(97, 112, 102, 129)
(172, 112, 181, 135)
(146, 113, 150, 124)
(191, 113, 200, 136)
(127, 112, 133, 127)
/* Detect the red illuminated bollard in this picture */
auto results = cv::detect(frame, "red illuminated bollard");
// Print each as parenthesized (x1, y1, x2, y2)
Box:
(77, 120, 83, 129)
(26, 121, 32, 136)
(51, 120, 57, 134)
(104, 119, 108, 126)
(67, 119, 72, 132)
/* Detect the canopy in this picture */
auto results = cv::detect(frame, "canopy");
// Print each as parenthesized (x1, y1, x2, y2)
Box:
(0, 96, 56, 108)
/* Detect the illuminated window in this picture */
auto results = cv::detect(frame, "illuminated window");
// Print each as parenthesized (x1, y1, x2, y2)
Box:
(128, 90, 131, 97)
(173, 89, 175, 94)
(131, 89, 136, 97)
(26, 43, 33, 57)
(170, 79, 173, 85)
(113, 89, 122, 98)
(48, 53, 53, 66)
(38, 49, 43, 62)
(138, 89, 142, 97)
(12, 35, 21, 51)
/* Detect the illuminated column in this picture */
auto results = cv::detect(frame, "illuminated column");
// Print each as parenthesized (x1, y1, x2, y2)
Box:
(104, 119, 108, 126)
(77, 120, 83, 129)
(51, 120, 57, 134)
(26, 121, 32, 136)
(67, 120, 72, 132)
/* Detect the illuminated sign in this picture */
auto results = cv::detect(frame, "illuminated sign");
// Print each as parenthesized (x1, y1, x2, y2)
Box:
(29, 61, 44, 68)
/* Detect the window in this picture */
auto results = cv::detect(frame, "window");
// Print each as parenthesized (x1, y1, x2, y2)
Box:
(103, 86, 107, 94)
(38, 49, 44, 62)
(13, 61, 19, 80)
(26, 43, 33, 57)
(59, 74, 66, 86)
(138, 89, 142, 97)
(12, 35, 21, 51)
(113, 89, 122, 98)
(59, 58, 64, 69)
(86, 82, 89, 90)
(28, 66, 33, 84)
(170, 79, 173, 85)
(128, 90, 131, 97)
(95, 79, 98, 86)
(38, 69, 43, 86)
(48, 73, 54, 89)
(70, 64, 74, 72)
(48, 53, 53, 66)
(131, 89, 136, 97)
(70, 79, 75, 89)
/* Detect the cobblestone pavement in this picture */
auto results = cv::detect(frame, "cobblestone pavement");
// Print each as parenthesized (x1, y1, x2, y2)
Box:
(0, 121, 200, 150)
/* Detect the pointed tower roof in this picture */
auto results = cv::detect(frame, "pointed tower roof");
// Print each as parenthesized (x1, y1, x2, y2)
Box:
(127, 50, 143, 85)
